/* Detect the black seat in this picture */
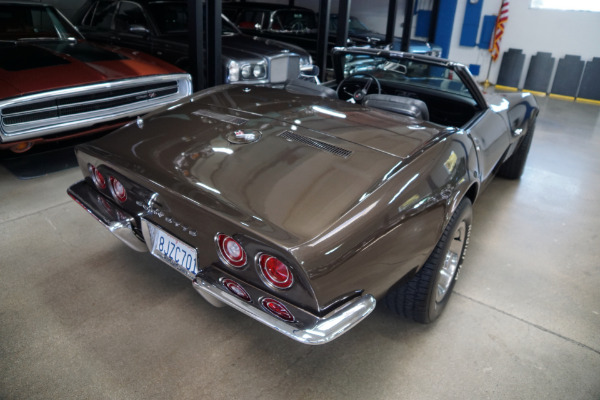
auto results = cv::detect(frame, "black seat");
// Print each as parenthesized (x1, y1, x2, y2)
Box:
(285, 79, 338, 99)
(363, 94, 429, 121)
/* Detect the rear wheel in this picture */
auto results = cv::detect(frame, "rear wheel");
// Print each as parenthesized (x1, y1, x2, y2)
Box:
(497, 120, 536, 179)
(385, 198, 472, 323)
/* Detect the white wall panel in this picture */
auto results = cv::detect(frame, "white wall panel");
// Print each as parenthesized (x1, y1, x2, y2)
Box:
(449, 0, 600, 85)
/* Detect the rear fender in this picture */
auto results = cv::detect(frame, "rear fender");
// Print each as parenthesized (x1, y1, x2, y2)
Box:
(504, 92, 539, 135)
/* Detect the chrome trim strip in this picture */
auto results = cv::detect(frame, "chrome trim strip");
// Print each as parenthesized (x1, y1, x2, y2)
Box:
(191, 109, 248, 125)
(192, 278, 376, 345)
(67, 180, 148, 252)
(0, 74, 192, 142)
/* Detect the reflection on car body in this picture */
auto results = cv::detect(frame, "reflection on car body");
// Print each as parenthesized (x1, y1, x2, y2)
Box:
(67, 47, 538, 344)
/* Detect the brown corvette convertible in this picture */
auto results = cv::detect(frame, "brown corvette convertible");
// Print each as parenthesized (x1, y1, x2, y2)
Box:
(68, 47, 538, 344)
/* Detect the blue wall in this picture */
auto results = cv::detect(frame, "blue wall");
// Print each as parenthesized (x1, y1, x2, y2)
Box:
(434, 0, 458, 59)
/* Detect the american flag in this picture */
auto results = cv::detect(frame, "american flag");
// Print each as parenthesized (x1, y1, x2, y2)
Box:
(490, 0, 509, 61)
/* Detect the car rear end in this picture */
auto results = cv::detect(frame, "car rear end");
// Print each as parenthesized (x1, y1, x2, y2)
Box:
(68, 144, 376, 344)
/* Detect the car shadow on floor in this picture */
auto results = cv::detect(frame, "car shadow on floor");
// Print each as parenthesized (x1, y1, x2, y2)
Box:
(0, 145, 78, 179)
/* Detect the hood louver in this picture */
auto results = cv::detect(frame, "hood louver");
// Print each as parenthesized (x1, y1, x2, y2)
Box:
(278, 130, 352, 158)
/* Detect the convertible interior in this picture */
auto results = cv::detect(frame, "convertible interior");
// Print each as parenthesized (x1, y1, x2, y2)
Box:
(371, 82, 481, 128)
(285, 54, 482, 129)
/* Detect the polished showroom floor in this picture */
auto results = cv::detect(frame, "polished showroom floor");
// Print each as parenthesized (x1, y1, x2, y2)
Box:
(1, 94, 599, 399)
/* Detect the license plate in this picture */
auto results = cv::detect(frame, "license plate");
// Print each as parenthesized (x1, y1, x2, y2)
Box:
(143, 220, 198, 279)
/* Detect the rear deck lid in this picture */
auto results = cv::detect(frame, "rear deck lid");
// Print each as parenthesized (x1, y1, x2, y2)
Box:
(85, 85, 444, 243)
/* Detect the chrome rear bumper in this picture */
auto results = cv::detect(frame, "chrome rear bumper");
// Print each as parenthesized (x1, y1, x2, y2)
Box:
(68, 180, 147, 252)
(192, 274, 376, 345)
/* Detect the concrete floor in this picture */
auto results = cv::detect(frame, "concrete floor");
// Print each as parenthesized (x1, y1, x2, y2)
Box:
(1, 96, 599, 400)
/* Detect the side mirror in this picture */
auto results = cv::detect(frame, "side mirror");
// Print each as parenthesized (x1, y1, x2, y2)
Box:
(300, 64, 319, 77)
(300, 65, 320, 84)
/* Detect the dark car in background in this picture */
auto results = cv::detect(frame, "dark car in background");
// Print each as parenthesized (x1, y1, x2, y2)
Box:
(0, 1, 192, 153)
(329, 14, 442, 56)
(223, 2, 442, 61)
(223, 3, 320, 53)
(76, 0, 314, 85)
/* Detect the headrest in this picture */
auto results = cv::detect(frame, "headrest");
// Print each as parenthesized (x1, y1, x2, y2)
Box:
(285, 79, 338, 99)
(363, 94, 429, 120)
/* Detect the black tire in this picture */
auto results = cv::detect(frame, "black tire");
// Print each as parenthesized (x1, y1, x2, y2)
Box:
(385, 198, 473, 323)
(497, 120, 536, 179)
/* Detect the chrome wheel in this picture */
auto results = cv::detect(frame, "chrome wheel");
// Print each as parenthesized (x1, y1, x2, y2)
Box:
(435, 220, 467, 303)
(384, 198, 472, 324)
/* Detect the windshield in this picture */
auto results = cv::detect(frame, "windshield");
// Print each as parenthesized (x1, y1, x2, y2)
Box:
(146, 2, 238, 35)
(348, 17, 371, 35)
(271, 10, 317, 31)
(0, 4, 81, 41)
(329, 15, 371, 35)
(341, 52, 474, 100)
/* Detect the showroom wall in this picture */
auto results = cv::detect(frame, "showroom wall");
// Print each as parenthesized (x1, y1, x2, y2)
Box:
(447, 0, 600, 85)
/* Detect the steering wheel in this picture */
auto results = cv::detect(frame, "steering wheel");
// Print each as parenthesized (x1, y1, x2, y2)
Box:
(336, 73, 382, 103)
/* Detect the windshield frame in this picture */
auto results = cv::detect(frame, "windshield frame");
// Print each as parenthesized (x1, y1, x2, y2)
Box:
(269, 9, 317, 32)
(145, 1, 240, 36)
(0, 3, 83, 41)
(332, 47, 487, 109)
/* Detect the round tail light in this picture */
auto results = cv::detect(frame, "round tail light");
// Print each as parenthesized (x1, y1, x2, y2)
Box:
(222, 279, 251, 302)
(216, 234, 247, 268)
(89, 164, 106, 189)
(258, 254, 293, 289)
(261, 298, 295, 322)
(109, 176, 127, 202)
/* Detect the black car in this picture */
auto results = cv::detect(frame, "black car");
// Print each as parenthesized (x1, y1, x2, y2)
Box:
(223, 3, 321, 54)
(76, 0, 314, 85)
(329, 14, 442, 56)
(223, 2, 442, 60)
